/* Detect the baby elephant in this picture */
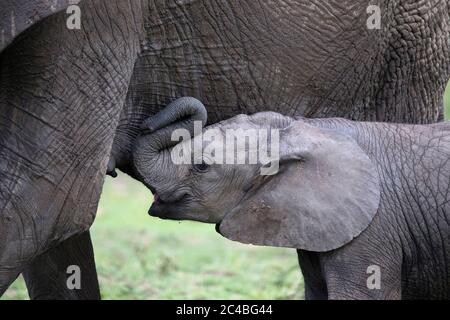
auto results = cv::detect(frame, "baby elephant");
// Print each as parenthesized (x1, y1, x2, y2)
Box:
(133, 97, 450, 300)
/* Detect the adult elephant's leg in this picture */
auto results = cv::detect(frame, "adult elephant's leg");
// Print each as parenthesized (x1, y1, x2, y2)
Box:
(22, 231, 100, 300)
(0, 0, 143, 293)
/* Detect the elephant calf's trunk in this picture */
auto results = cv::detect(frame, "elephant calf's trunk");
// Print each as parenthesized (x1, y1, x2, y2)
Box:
(132, 97, 208, 188)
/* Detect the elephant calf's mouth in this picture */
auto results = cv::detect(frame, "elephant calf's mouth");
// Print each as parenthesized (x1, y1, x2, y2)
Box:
(149, 192, 190, 219)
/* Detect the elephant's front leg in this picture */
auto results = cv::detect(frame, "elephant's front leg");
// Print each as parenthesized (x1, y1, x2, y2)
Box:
(324, 268, 402, 300)
(0, 0, 144, 296)
(321, 238, 403, 300)
(22, 231, 100, 300)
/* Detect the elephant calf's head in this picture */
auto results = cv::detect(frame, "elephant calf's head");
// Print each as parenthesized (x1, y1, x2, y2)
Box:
(133, 97, 381, 252)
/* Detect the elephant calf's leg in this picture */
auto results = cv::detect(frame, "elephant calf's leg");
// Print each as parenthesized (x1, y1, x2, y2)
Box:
(22, 231, 100, 300)
(322, 255, 402, 300)
(296, 250, 328, 300)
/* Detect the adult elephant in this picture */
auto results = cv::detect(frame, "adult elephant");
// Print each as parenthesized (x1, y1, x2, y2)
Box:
(0, 0, 449, 299)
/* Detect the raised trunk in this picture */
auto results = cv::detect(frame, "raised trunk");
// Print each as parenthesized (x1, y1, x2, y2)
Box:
(133, 97, 207, 190)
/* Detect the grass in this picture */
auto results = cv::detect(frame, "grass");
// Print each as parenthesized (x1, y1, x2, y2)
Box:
(2, 174, 303, 300)
(3, 81, 450, 299)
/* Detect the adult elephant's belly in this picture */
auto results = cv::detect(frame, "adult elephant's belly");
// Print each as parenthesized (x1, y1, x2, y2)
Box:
(128, 0, 380, 124)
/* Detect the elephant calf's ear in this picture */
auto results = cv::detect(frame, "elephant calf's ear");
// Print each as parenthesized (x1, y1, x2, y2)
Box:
(218, 122, 381, 252)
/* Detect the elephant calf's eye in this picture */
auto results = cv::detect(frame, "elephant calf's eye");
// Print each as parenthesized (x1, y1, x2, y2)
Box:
(193, 161, 209, 172)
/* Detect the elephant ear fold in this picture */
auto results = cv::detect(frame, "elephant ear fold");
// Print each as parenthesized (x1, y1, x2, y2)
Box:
(1, 0, 79, 52)
(218, 121, 381, 252)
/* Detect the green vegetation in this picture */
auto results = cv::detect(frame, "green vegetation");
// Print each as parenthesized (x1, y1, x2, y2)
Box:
(2, 175, 303, 300)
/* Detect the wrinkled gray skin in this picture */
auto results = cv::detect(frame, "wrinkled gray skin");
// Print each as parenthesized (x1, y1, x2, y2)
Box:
(133, 97, 450, 299)
(0, 0, 449, 298)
